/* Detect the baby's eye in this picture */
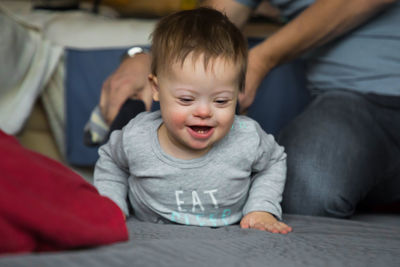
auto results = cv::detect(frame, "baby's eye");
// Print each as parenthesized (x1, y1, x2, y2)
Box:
(215, 99, 229, 105)
(178, 97, 194, 104)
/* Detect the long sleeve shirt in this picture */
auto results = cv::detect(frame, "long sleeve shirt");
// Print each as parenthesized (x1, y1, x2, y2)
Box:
(94, 111, 286, 227)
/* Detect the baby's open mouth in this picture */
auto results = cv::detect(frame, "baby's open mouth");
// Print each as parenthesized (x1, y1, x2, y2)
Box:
(190, 126, 212, 134)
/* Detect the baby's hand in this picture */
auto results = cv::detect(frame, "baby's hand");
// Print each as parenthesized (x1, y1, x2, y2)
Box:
(240, 211, 292, 234)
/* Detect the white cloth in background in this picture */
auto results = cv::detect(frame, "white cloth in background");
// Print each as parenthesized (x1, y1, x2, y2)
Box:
(0, 0, 156, 140)
(0, 1, 156, 49)
(0, 10, 63, 134)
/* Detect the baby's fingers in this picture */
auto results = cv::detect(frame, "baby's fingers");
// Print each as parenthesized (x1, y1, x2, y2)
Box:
(251, 222, 268, 231)
(240, 219, 250, 229)
(249, 222, 278, 232)
(268, 222, 292, 234)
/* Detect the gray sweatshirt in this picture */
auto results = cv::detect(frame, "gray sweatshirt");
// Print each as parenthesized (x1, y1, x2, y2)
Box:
(94, 111, 286, 227)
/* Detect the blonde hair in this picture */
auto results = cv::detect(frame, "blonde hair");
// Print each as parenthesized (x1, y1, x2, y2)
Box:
(150, 7, 248, 91)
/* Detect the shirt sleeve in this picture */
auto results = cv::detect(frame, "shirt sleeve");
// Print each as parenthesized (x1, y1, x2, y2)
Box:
(242, 123, 287, 220)
(94, 129, 131, 216)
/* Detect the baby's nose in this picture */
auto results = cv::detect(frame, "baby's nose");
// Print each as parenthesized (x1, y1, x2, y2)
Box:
(194, 102, 212, 118)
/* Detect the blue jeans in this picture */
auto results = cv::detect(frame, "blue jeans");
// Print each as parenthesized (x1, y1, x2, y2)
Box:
(278, 90, 400, 218)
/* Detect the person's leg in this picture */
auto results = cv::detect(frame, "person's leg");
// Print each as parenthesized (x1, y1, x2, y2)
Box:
(278, 90, 392, 218)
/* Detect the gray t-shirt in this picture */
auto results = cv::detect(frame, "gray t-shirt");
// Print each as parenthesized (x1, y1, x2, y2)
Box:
(94, 111, 286, 227)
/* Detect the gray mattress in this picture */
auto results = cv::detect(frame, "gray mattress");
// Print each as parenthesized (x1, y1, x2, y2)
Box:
(1, 214, 399, 267)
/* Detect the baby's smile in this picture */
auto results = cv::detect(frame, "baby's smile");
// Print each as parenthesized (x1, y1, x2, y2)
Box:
(190, 126, 212, 133)
(187, 125, 215, 139)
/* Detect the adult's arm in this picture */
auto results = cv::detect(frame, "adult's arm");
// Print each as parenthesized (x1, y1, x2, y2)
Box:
(246, 0, 397, 112)
(204, 0, 397, 112)
(201, 0, 253, 28)
(252, 0, 397, 74)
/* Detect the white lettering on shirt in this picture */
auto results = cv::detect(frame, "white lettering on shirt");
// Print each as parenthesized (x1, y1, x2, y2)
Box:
(192, 191, 205, 212)
(204, 189, 219, 208)
(175, 190, 186, 212)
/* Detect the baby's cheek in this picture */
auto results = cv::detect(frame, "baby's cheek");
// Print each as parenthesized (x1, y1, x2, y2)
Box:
(219, 111, 235, 130)
(170, 112, 187, 127)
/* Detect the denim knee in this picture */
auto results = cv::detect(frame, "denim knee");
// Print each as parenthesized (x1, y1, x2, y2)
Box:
(278, 90, 374, 218)
(281, 159, 357, 218)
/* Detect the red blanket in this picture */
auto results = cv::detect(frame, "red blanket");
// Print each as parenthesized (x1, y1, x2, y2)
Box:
(0, 131, 128, 254)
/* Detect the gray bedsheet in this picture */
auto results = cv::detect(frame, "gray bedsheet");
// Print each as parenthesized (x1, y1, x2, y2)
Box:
(1, 214, 399, 267)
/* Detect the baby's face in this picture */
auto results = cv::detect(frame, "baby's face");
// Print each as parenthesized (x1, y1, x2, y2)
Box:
(150, 55, 240, 159)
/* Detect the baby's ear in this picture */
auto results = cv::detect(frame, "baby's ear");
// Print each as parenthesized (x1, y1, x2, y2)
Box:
(148, 74, 160, 101)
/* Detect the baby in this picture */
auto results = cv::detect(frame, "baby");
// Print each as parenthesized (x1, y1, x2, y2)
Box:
(94, 7, 291, 234)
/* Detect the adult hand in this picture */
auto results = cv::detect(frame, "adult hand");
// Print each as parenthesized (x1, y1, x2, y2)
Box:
(238, 44, 273, 114)
(99, 53, 152, 125)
